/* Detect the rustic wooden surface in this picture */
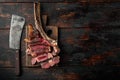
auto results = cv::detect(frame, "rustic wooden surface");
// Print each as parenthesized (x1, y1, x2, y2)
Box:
(0, 0, 120, 80)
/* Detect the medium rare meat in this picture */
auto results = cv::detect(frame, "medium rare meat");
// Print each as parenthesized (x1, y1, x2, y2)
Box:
(40, 56, 60, 68)
(25, 24, 60, 68)
(41, 61, 50, 69)
(30, 45, 50, 52)
(25, 3, 60, 69)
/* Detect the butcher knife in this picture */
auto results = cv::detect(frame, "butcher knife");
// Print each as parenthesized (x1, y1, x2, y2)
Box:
(9, 14, 25, 76)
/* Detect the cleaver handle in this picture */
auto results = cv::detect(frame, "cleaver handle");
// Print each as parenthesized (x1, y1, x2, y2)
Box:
(15, 50, 20, 76)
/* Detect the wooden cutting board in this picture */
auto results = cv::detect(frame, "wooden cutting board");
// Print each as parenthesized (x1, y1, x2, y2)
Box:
(25, 25, 58, 67)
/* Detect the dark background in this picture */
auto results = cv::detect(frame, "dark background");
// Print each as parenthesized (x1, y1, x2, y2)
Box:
(0, 0, 120, 80)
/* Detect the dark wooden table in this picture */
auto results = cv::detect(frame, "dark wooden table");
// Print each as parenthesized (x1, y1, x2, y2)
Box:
(0, 0, 120, 80)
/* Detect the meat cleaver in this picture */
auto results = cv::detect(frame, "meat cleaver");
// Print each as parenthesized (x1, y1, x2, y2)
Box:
(9, 14, 25, 76)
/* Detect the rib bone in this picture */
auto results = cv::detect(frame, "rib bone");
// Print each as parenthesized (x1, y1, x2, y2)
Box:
(34, 3, 60, 55)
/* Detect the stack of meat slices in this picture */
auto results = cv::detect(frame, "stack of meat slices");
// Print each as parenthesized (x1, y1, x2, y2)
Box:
(24, 24, 60, 69)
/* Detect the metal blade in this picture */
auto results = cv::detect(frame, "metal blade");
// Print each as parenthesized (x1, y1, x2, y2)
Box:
(9, 14, 25, 49)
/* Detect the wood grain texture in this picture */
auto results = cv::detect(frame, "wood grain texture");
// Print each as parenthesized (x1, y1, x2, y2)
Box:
(0, 2, 120, 80)
(0, 30, 15, 67)
(0, 67, 83, 80)
(1, 28, 120, 67)
(0, 3, 120, 28)
(0, 66, 120, 80)
(0, 0, 119, 3)
(59, 27, 120, 66)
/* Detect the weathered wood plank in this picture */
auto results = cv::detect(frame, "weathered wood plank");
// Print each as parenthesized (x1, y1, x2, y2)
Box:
(0, 0, 119, 3)
(0, 3, 34, 28)
(59, 27, 120, 66)
(0, 66, 119, 80)
(42, 3, 120, 28)
(0, 0, 64, 3)
(0, 3, 119, 28)
(0, 30, 15, 67)
(0, 27, 120, 67)
(0, 3, 80, 28)
(0, 67, 82, 80)
(0, 2, 120, 80)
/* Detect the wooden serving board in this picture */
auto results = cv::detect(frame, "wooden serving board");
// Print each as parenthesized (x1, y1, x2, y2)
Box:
(25, 26, 58, 67)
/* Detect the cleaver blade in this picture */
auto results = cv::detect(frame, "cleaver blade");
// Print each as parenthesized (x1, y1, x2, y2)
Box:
(9, 14, 25, 76)
(9, 14, 25, 49)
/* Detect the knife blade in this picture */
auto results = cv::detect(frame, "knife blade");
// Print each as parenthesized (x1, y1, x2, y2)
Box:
(9, 14, 25, 76)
